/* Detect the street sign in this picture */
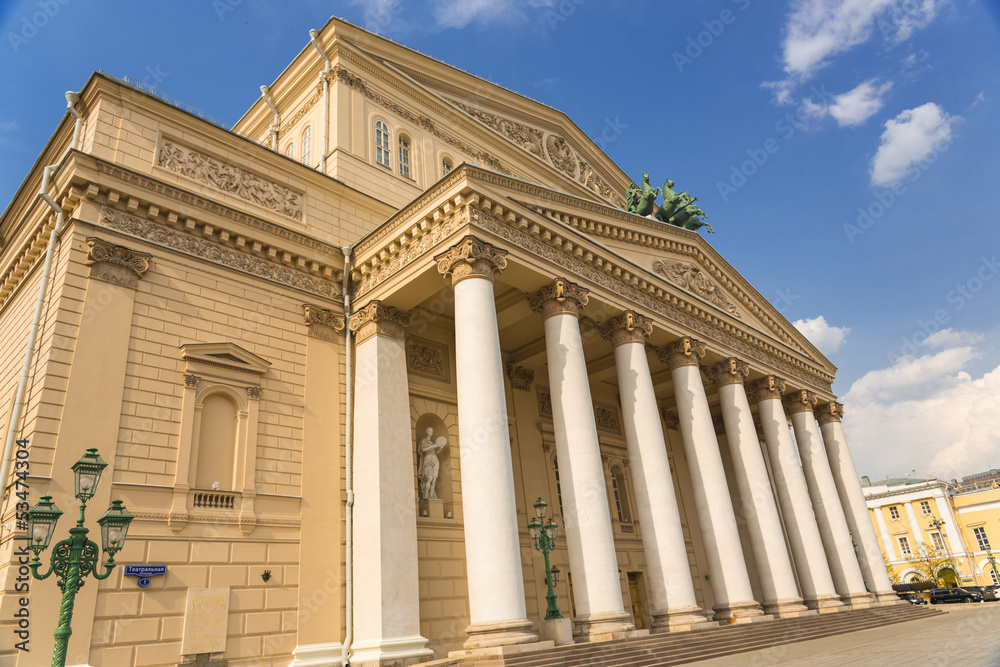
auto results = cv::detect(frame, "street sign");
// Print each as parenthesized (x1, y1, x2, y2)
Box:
(123, 564, 167, 587)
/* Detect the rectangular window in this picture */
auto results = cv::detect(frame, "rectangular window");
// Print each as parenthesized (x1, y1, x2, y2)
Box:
(920, 501, 932, 516)
(301, 127, 312, 166)
(398, 137, 411, 178)
(975, 527, 991, 551)
(898, 536, 912, 556)
(375, 121, 390, 167)
(931, 532, 945, 551)
(889, 506, 900, 521)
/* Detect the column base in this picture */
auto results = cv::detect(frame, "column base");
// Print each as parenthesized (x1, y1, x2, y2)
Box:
(572, 610, 637, 641)
(762, 597, 813, 617)
(650, 605, 715, 633)
(839, 592, 875, 609)
(290, 641, 344, 666)
(712, 600, 766, 623)
(873, 590, 906, 605)
(463, 618, 538, 650)
(349, 636, 433, 667)
(803, 593, 845, 613)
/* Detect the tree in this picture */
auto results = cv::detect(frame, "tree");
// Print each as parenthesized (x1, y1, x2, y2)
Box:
(884, 553, 900, 585)
(907, 543, 954, 586)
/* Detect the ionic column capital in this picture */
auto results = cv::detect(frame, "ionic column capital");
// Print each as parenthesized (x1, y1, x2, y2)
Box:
(85, 236, 152, 288)
(349, 300, 411, 344)
(814, 400, 845, 425)
(706, 357, 750, 387)
(747, 375, 787, 403)
(303, 304, 345, 341)
(656, 336, 707, 369)
(527, 277, 590, 319)
(782, 389, 819, 415)
(434, 235, 508, 285)
(598, 310, 653, 347)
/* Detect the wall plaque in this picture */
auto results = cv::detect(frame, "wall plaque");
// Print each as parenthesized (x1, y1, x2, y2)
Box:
(181, 587, 230, 655)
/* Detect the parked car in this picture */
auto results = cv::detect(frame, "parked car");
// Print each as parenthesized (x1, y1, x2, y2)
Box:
(960, 586, 998, 601)
(929, 587, 983, 604)
(898, 592, 928, 605)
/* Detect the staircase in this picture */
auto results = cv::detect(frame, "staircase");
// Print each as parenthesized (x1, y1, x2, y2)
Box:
(429, 604, 943, 667)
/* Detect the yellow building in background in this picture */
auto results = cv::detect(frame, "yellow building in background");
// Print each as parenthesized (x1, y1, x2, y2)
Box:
(864, 470, 1000, 589)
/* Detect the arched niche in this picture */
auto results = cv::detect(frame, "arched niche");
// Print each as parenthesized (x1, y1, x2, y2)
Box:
(415, 412, 453, 514)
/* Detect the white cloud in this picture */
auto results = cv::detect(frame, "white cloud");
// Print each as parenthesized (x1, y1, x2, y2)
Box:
(430, 0, 554, 29)
(923, 328, 985, 349)
(843, 341, 1000, 481)
(828, 79, 893, 126)
(349, 0, 404, 32)
(870, 102, 956, 186)
(792, 315, 850, 354)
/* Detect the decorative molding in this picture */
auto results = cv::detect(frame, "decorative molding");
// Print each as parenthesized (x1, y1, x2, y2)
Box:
(184, 373, 200, 388)
(332, 65, 511, 175)
(406, 336, 450, 382)
(594, 402, 621, 435)
(706, 357, 750, 387)
(537, 385, 552, 418)
(545, 135, 578, 179)
(783, 389, 819, 415)
(85, 236, 151, 288)
(651, 259, 739, 317)
(303, 304, 345, 341)
(657, 336, 707, 370)
(815, 400, 845, 425)
(246, 386, 262, 400)
(598, 310, 653, 348)
(662, 409, 679, 430)
(280, 84, 323, 134)
(449, 100, 545, 158)
(578, 158, 627, 209)
(527, 277, 590, 319)
(507, 364, 534, 391)
(349, 300, 411, 344)
(180, 342, 271, 377)
(98, 207, 340, 301)
(747, 375, 787, 404)
(434, 235, 508, 285)
(156, 140, 303, 220)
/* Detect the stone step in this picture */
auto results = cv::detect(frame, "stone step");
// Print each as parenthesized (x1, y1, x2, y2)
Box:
(456, 605, 943, 667)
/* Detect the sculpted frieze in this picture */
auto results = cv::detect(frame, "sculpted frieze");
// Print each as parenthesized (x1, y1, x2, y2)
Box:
(85, 237, 151, 288)
(156, 140, 303, 220)
(99, 207, 341, 301)
(449, 100, 545, 158)
(651, 259, 739, 317)
(578, 158, 627, 209)
(406, 336, 450, 382)
(545, 135, 578, 178)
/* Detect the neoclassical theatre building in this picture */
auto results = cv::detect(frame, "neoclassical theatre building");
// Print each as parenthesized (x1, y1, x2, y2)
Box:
(0, 17, 898, 667)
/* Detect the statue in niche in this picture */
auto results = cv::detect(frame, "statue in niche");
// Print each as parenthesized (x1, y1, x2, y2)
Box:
(418, 427, 447, 500)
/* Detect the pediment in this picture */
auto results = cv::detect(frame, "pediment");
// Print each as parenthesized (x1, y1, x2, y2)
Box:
(180, 342, 271, 376)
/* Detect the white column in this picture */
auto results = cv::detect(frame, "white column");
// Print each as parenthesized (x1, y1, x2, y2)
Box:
(903, 502, 927, 549)
(707, 359, 809, 617)
(785, 390, 872, 608)
(817, 401, 901, 604)
(350, 301, 432, 666)
(435, 237, 538, 649)
(749, 376, 843, 612)
(657, 338, 763, 622)
(529, 279, 634, 640)
(600, 312, 710, 632)
(874, 506, 897, 561)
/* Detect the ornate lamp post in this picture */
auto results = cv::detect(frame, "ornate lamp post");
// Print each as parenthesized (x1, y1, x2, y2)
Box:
(986, 549, 999, 588)
(527, 497, 563, 620)
(26, 448, 134, 667)
(927, 517, 961, 587)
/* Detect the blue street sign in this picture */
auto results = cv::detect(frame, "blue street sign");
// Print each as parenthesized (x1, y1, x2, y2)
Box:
(137, 577, 151, 587)
(123, 565, 167, 580)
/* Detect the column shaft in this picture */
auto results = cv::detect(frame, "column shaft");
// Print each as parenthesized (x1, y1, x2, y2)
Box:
(874, 507, 896, 561)
(658, 339, 763, 622)
(786, 391, 871, 608)
(817, 402, 900, 604)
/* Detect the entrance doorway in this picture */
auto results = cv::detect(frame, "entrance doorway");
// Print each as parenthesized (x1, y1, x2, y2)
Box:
(627, 572, 646, 630)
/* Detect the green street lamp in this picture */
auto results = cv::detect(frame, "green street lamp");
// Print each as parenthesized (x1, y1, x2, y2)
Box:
(528, 497, 563, 620)
(26, 448, 133, 667)
(987, 549, 998, 587)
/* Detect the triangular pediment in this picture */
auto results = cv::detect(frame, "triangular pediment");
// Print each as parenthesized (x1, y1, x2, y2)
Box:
(180, 342, 271, 376)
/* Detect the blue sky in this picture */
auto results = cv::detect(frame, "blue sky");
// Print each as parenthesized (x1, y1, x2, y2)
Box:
(2, 0, 999, 481)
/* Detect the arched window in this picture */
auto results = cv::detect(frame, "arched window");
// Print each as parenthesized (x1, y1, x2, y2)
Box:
(194, 392, 238, 491)
(398, 135, 411, 178)
(442, 157, 453, 176)
(990, 567, 999, 587)
(301, 127, 312, 166)
(610, 465, 631, 523)
(285, 143, 294, 159)
(375, 120, 390, 167)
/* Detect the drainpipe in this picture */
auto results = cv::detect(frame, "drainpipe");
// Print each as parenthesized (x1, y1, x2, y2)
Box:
(308, 29, 331, 173)
(65, 91, 82, 150)
(341, 245, 354, 667)
(259, 85, 280, 151)
(0, 166, 67, 501)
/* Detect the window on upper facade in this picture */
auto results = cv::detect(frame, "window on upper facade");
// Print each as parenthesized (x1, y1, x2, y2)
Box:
(931, 532, 945, 551)
(398, 135, 411, 178)
(285, 143, 294, 159)
(610, 465, 631, 523)
(375, 120, 390, 167)
(920, 501, 932, 516)
(301, 127, 312, 166)
(889, 506, 901, 521)
(975, 527, 991, 551)
(442, 158, 453, 176)
(898, 536, 912, 556)
(553, 456, 564, 517)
